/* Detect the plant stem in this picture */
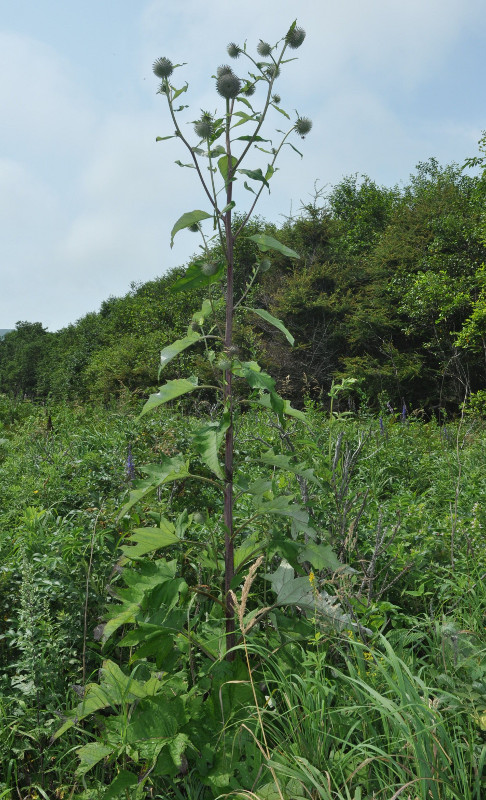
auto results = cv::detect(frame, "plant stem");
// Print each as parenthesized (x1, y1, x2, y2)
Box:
(223, 97, 236, 657)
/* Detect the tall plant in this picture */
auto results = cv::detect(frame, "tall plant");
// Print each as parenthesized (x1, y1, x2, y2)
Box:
(146, 21, 312, 653)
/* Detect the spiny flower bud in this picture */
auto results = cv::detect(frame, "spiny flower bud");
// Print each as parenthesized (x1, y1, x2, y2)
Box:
(216, 358, 232, 371)
(242, 82, 256, 97)
(257, 40, 272, 57)
(259, 257, 272, 273)
(286, 25, 306, 49)
(265, 64, 280, 80)
(227, 42, 241, 58)
(294, 116, 312, 138)
(216, 72, 242, 99)
(272, 93, 281, 105)
(194, 118, 213, 139)
(188, 222, 200, 232)
(201, 262, 219, 276)
(153, 57, 174, 79)
(217, 64, 234, 78)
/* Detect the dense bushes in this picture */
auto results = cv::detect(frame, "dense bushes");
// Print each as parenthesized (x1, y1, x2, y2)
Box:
(1, 158, 485, 414)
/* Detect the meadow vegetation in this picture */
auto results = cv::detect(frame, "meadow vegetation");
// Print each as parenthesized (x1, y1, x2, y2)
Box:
(0, 22, 485, 800)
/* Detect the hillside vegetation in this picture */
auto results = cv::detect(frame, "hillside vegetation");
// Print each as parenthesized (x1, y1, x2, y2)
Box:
(1, 157, 485, 416)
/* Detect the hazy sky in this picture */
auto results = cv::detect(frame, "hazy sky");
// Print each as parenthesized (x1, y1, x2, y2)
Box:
(1, 0, 485, 331)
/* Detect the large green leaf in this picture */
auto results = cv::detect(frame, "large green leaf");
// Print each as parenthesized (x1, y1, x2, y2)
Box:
(171, 260, 225, 293)
(140, 377, 199, 416)
(117, 455, 190, 519)
(54, 660, 148, 739)
(247, 307, 295, 346)
(127, 694, 185, 742)
(217, 155, 237, 186)
(75, 742, 113, 777)
(253, 494, 309, 525)
(170, 210, 212, 248)
(159, 331, 201, 373)
(192, 409, 230, 479)
(266, 561, 370, 632)
(254, 393, 307, 422)
(120, 524, 180, 561)
(297, 542, 341, 572)
(232, 360, 276, 393)
(248, 233, 300, 259)
(256, 449, 321, 485)
(104, 771, 139, 800)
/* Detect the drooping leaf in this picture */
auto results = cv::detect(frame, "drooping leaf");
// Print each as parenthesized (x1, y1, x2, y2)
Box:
(243, 181, 256, 194)
(236, 95, 255, 110)
(159, 331, 201, 374)
(271, 104, 290, 119)
(285, 141, 303, 158)
(247, 307, 295, 345)
(140, 377, 199, 416)
(237, 168, 269, 189)
(170, 210, 212, 248)
(254, 393, 307, 421)
(248, 233, 300, 258)
(192, 409, 230, 479)
(232, 360, 276, 393)
(175, 160, 195, 169)
(156, 135, 176, 142)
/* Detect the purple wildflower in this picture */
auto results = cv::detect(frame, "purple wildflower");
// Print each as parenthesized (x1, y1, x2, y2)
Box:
(401, 402, 407, 422)
(386, 401, 394, 414)
(379, 416, 385, 436)
(126, 445, 136, 481)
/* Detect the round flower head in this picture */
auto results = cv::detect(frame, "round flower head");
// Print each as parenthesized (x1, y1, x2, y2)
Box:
(242, 82, 256, 97)
(194, 118, 213, 139)
(257, 40, 272, 57)
(294, 116, 312, 138)
(201, 261, 219, 276)
(153, 57, 174, 79)
(217, 64, 234, 78)
(227, 42, 241, 58)
(286, 25, 306, 49)
(157, 81, 169, 95)
(259, 257, 272, 273)
(216, 72, 242, 99)
(265, 64, 280, 80)
(272, 93, 281, 105)
(188, 222, 200, 232)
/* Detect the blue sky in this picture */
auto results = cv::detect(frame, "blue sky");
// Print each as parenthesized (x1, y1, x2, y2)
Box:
(1, 0, 485, 331)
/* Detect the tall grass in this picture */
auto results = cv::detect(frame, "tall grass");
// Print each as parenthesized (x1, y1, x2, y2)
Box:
(235, 634, 486, 800)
